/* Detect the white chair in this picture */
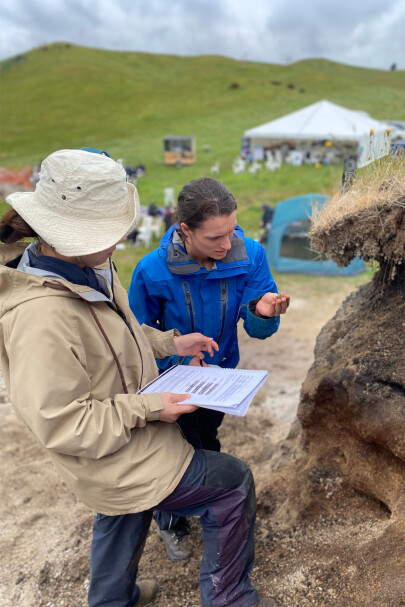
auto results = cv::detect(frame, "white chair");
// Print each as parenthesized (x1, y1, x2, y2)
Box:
(210, 161, 220, 175)
(136, 215, 153, 248)
(151, 216, 162, 239)
(232, 158, 246, 174)
(285, 151, 303, 166)
(248, 161, 262, 174)
(163, 187, 175, 205)
(265, 150, 281, 170)
(265, 159, 279, 171)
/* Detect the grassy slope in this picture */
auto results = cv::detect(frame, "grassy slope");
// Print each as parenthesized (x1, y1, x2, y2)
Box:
(1, 44, 404, 161)
(1, 43, 404, 236)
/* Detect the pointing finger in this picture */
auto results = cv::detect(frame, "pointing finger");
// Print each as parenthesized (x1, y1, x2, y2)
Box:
(210, 339, 219, 352)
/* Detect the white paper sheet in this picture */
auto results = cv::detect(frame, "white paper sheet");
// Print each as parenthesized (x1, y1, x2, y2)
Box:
(138, 365, 268, 417)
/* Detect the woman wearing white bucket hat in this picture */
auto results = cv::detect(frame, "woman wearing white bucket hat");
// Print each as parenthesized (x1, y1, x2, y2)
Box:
(0, 149, 279, 607)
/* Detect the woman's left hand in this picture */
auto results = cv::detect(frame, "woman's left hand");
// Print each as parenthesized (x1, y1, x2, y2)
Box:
(174, 333, 219, 360)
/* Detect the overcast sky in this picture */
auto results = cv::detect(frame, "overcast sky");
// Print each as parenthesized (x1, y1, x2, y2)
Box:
(1, 0, 404, 70)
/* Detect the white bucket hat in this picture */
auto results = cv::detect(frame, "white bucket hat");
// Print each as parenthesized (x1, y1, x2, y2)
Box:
(6, 149, 140, 256)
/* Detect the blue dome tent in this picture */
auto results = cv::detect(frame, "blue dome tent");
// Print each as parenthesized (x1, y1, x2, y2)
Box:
(266, 194, 364, 275)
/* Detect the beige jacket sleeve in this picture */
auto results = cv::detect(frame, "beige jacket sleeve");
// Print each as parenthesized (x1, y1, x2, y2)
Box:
(141, 324, 180, 358)
(4, 309, 164, 460)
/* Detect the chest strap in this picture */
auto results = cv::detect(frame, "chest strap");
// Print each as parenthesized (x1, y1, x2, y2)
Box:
(86, 302, 128, 394)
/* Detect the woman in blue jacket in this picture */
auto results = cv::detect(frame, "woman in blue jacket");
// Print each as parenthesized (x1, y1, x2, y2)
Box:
(129, 177, 289, 560)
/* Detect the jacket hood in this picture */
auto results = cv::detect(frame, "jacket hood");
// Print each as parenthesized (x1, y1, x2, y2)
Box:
(0, 242, 110, 320)
(159, 224, 249, 275)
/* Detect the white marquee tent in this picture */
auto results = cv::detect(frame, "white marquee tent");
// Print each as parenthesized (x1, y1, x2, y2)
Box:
(244, 100, 391, 168)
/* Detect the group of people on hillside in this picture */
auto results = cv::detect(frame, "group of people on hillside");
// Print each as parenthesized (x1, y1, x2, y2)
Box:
(147, 201, 177, 231)
(126, 201, 176, 246)
(0, 148, 289, 607)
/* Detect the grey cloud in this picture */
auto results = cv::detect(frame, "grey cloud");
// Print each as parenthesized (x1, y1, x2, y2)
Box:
(0, 0, 404, 69)
(263, 0, 405, 65)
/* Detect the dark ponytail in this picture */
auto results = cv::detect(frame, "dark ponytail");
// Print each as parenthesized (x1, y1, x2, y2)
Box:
(0, 209, 38, 244)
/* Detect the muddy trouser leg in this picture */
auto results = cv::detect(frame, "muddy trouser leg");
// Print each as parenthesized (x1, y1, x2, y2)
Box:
(88, 449, 258, 607)
(154, 411, 225, 533)
(88, 510, 153, 607)
(157, 449, 259, 607)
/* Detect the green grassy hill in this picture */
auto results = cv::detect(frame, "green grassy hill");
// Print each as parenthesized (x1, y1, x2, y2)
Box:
(1, 42, 404, 214)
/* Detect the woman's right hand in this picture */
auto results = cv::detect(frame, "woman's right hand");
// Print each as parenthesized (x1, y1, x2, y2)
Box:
(159, 393, 197, 423)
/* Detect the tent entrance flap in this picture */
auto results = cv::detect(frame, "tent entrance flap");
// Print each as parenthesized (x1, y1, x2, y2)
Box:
(266, 194, 365, 276)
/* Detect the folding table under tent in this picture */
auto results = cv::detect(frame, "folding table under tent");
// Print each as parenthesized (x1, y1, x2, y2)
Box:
(266, 193, 365, 275)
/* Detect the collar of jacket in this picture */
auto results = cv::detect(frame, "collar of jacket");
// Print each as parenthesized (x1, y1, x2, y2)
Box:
(16, 242, 112, 303)
(165, 225, 249, 275)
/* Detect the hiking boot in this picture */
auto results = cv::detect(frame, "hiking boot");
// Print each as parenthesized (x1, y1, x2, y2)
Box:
(157, 527, 190, 561)
(157, 517, 190, 562)
(132, 579, 159, 607)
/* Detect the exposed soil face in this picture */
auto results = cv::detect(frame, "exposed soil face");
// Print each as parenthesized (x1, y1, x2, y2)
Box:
(287, 266, 405, 606)
(311, 202, 405, 279)
(1, 275, 403, 607)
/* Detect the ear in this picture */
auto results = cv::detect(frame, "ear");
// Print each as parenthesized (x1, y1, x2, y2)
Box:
(180, 222, 191, 237)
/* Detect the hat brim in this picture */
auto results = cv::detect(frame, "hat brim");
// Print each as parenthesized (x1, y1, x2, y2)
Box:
(6, 182, 140, 257)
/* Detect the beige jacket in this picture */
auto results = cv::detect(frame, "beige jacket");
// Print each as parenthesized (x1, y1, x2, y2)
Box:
(0, 243, 194, 515)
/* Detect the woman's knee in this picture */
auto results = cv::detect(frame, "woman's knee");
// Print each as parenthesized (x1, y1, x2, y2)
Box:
(202, 450, 254, 493)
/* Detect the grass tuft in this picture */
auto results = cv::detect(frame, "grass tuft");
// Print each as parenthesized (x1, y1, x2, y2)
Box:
(311, 149, 405, 233)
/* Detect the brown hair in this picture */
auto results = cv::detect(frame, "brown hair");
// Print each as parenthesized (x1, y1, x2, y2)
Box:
(0, 209, 38, 244)
(176, 177, 237, 231)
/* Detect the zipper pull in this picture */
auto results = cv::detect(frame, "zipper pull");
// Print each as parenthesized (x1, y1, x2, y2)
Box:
(182, 281, 191, 304)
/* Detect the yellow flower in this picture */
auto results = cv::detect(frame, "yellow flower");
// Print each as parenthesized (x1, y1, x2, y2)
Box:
(370, 129, 374, 134)
(386, 128, 392, 134)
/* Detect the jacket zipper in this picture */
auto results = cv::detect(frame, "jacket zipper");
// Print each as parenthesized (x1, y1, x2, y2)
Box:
(217, 279, 228, 344)
(181, 281, 196, 333)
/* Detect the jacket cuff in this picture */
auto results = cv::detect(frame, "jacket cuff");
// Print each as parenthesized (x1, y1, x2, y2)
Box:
(142, 393, 164, 421)
(247, 297, 280, 331)
(248, 295, 268, 318)
(163, 328, 181, 356)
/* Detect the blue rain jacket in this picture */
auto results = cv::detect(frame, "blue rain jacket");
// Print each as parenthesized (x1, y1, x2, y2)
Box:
(129, 225, 280, 371)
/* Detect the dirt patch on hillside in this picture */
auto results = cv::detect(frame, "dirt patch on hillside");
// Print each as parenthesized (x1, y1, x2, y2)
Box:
(1, 277, 396, 607)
